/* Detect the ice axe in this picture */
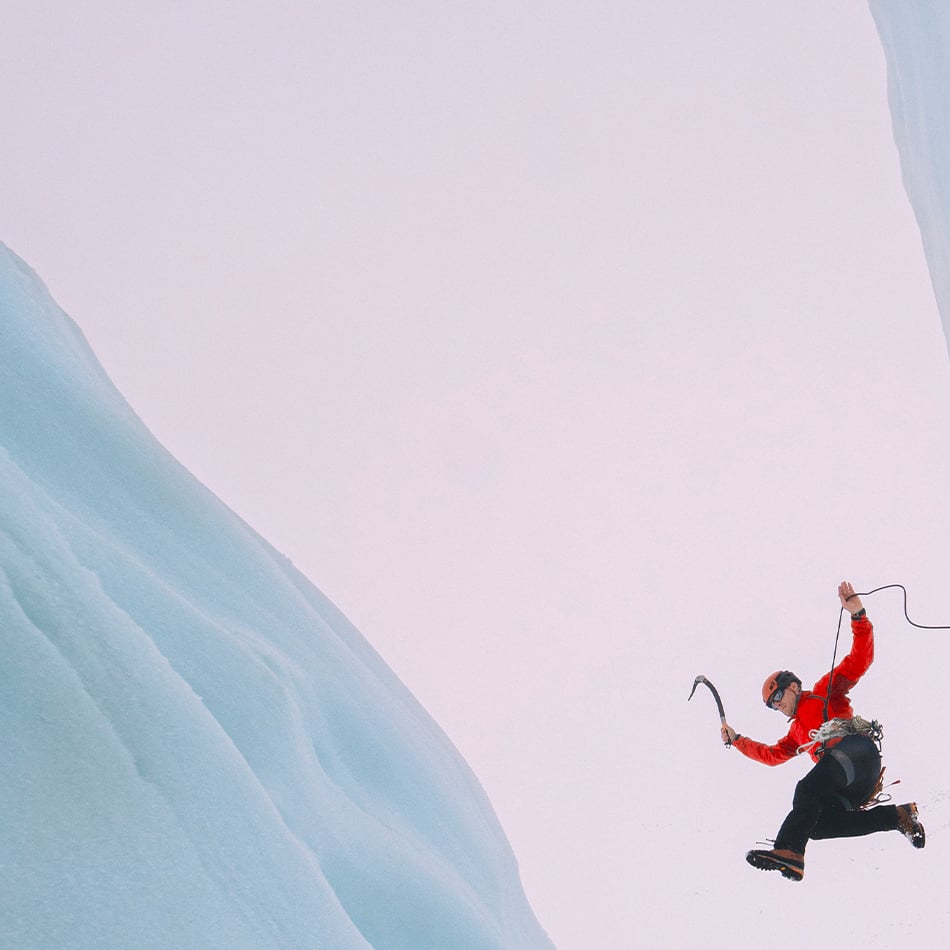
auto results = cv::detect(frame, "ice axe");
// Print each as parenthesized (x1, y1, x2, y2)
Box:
(688, 674, 731, 747)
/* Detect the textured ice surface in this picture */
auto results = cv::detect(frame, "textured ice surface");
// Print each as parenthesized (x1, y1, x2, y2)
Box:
(0, 244, 552, 950)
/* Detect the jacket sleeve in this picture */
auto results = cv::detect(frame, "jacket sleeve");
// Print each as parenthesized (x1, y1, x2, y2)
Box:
(812, 615, 874, 697)
(733, 731, 799, 766)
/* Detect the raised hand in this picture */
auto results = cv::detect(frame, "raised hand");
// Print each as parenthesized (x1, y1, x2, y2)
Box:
(838, 580, 863, 614)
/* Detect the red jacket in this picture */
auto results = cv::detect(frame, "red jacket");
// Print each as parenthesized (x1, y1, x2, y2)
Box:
(734, 615, 874, 765)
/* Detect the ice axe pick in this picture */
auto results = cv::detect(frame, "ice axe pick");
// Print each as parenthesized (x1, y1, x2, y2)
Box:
(688, 674, 731, 747)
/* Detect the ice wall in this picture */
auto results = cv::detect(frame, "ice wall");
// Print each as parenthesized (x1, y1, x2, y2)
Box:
(0, 243, 553, 950)
(871, 0, 950, 360)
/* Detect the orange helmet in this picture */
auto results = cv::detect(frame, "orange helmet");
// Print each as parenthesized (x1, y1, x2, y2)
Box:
(761, 670, 801, 706)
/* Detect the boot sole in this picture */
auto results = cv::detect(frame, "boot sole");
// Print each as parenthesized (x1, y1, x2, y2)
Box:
(898, 804, 926, 849)
(746, 850, 804, 881)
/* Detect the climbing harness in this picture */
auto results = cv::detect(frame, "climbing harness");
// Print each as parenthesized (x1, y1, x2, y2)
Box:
(797, 715, 883, 754)
(797, 719, 897, 807)
(796, 715, 884, 757)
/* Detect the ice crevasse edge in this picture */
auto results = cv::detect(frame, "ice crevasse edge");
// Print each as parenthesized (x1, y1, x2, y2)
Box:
(871, 0, 950, 359)
(0, 243, 554, 950)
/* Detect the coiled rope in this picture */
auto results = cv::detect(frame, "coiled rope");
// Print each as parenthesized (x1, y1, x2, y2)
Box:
(796, 715, 884, 757)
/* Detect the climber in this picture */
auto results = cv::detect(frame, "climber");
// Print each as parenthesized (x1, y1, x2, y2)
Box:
(719, 581, 925, 881)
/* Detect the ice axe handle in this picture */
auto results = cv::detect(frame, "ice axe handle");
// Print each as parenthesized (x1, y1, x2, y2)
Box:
(688, 675, 730, 746)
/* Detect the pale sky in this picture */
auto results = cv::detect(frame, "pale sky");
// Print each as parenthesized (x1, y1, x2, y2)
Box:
(5, 2, 950, 947)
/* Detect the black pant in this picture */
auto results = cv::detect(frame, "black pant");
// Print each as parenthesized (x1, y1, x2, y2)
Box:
(775, 735, 899, 853)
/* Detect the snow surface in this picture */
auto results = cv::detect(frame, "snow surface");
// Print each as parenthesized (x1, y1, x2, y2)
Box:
(872, 0, 950, 359)
(0, 243, 553, 949)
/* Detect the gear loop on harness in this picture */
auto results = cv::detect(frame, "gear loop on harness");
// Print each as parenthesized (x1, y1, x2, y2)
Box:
(796, 715, 884, 757)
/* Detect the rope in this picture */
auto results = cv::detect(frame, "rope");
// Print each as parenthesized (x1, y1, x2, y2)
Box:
(796, 715, 883, 757)
(823, 584, 950, 723)
(855, 583, 950, 631)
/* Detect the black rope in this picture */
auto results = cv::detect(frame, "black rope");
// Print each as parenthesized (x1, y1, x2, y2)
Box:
(856, 583, 950, 630)
(823, 584, 950, 723)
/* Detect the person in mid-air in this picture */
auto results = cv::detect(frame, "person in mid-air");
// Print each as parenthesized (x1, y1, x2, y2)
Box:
(720, 580, 925, 881)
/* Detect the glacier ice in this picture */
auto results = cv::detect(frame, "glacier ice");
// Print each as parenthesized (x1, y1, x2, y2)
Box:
(872, 0, 950, 361)
(0, 243, 553, 950)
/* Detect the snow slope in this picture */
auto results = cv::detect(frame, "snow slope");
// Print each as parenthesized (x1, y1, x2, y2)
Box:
(0, 243, 553, 949)
(871, 0, 950, 358)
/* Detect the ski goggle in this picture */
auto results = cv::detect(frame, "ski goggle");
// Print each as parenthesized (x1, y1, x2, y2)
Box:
(767, 687, 785, 709)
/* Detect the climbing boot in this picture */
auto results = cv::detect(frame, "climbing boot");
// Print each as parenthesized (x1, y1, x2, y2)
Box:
(896, 802, 926, 849)
(745, 847, 805, 881)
